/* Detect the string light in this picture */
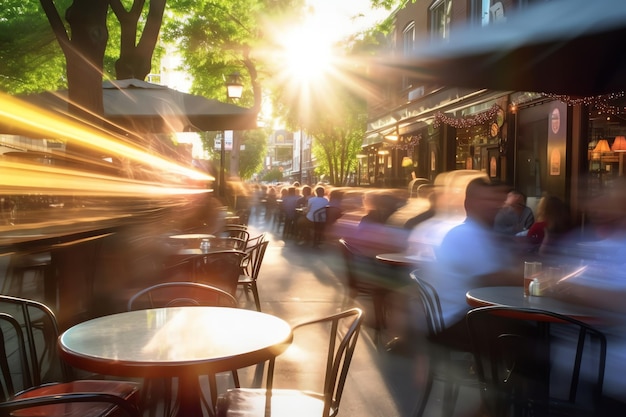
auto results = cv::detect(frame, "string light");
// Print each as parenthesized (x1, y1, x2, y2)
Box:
(433, 104, 500, 129)
(389, 134, 421, 151)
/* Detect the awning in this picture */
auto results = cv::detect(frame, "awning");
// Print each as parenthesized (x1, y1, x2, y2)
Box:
(379, 0, 626, 97)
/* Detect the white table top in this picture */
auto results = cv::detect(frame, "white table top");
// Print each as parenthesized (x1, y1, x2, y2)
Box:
(58, 306, 293, 378)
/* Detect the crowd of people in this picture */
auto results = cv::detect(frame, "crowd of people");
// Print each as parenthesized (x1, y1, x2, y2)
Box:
(228, 172, 626, 411)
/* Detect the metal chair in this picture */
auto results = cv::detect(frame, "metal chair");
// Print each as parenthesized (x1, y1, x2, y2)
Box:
(127, 281, 238, 311)
(215, 308, 363, 417)
(237, 240, 269, 311)
(338, 238, 392, 348)
(128, 282, 240, 417)
(408, 270, 482, 417)
(312, 206, 341, 247)
(466, 306, 607, 417)
(0, 295, 140, 417)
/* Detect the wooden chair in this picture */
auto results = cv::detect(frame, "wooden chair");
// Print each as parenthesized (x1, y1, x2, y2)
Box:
(407, 270, 481, 417)
(128, 282, 239, 417)
(466, 306, 607, 417)
(237, 240, 269, 311)
(0, 295, 140, 417)
(215, 308, 363, 417)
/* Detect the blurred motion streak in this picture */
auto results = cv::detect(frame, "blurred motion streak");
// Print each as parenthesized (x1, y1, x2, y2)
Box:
(0, 92, 213, 190)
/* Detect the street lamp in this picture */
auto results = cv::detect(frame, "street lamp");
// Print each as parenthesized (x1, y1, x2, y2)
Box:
(220, 72, 244, 198)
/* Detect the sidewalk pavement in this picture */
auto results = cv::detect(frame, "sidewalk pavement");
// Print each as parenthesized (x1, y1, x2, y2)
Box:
(238, 217, 483, 417)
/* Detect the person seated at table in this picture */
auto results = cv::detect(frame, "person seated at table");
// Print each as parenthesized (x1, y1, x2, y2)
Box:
(549, 180, 626, 411)
(296, 185, 312, 208)
(281, 186, 300, 238)
(493, 189, 535, 236)
(349, 191, 409, 258)
(421, 178, 521, 350)
(296, 186, 329, 246)
(526, 193, 574, 255)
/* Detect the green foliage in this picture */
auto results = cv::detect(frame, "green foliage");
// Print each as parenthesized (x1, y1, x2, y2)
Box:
(238, 127, 268, 180)
(0, 0, 69, 93)
(262, 167, 283, 183)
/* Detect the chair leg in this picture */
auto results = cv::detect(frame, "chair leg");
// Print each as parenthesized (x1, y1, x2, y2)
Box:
(251, 282, 261, 311)
(412, 368, 435, 417)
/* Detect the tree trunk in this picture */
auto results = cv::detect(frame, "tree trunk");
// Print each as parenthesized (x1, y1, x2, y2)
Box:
(64, 0, 109, 125)
(112, 0, 165, 80)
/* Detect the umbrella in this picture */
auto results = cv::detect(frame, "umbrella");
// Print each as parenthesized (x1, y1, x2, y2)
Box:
(16, 79, 258, 133)
(385, 0, 626, 96)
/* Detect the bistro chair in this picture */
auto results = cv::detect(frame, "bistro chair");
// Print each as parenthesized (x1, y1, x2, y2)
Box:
(215, 308, 363, 417)
(127, 281, 238, 311)
(408, 270, 481, 417)
(0, 294, 140, 417)
(338, 238, 391, 348)
(128, 282, 240, 417)
(219, 226, 250, 244)
(311, 206, 329, 247)
(245, 232, 266, 250)
(237, 240, 269, 311)
(165, 249, 247, 297)
(466, 306, 607, 417)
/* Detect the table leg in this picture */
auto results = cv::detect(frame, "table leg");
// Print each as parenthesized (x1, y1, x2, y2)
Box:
(176, 374, 207, 417)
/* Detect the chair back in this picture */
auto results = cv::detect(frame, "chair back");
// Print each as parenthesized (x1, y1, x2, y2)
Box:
(0, 295, 68, 398)
(245, 232, 266, 250)
(192, 250, 247, 296)
(220, 227, 250, 243)
(338, 238, 390, 294)
(408, 270, 446, 337)
(466, 306, 607, 417)
(241, 240, 269, 281)
(127, 282, 238, 311)
(291, 308, 363, 417)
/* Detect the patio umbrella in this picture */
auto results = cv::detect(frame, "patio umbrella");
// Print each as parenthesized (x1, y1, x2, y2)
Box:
(385, 0, 626, 96)
(16, 78, 258, 133)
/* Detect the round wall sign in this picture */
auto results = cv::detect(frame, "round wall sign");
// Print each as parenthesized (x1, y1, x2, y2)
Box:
(551, 108, 561, 134)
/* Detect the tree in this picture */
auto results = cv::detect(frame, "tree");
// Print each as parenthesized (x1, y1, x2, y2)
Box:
(309, 94, 367, 186)
(238, 128, 269, 180)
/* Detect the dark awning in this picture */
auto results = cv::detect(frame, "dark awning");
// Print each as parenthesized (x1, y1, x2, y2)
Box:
(379, 0, 626, 97)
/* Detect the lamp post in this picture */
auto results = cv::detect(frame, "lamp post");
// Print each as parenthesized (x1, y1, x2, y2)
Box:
(220, 72, 243, 198)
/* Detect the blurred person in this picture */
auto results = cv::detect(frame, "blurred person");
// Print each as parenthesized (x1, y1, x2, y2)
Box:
(493, 189, 535, 235)
(281, 186, 300, 238)
(549, 179, 626, 410)
(526, 193, 574, 255)
(421, 177, 520, 349)
(296, 185, 312, 208)
(264, 186, 277, 224)
(351, 191, 410, 258)
(298, 186, 329, 246)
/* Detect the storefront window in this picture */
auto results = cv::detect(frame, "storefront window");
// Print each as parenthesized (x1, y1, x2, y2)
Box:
(455, 124, 490, 170)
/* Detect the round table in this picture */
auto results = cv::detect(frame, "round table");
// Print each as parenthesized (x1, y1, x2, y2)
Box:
(375, 252, 432, 268)
(59, 306, 293, 417)
(466, 286, 604, 321)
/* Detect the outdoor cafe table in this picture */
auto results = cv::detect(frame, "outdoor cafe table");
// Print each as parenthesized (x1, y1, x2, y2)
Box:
(58, 306, 293, 417)
(466, 286, 604, 322)
(375, 252, 431, 268)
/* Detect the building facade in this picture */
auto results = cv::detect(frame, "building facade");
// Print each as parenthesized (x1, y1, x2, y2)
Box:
(365, 0, 626, 217)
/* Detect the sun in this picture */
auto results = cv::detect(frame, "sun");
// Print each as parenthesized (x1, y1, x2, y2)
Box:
(279, 25, 335, 85)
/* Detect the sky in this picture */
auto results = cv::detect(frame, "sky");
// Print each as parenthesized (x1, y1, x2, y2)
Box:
(306, 0, 390, 41)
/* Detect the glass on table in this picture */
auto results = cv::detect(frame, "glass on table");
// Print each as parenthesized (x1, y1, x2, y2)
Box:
(523, 261, 542, 296)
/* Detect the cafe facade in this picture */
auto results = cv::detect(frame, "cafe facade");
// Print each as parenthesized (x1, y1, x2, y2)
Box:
(363, 0, 626, 218)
